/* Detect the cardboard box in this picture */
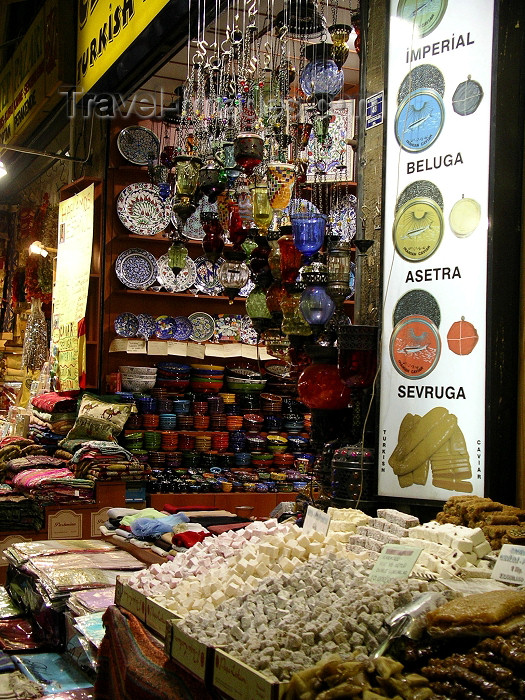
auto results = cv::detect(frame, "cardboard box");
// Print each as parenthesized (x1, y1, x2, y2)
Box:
(213, 649, 288, 700)
(145, 597, 179, 637)
(114, 578, 147, 624)
(165, 620, 215, 684)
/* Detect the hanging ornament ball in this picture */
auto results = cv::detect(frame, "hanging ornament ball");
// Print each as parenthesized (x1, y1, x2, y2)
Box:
(446, 316, 479, 355)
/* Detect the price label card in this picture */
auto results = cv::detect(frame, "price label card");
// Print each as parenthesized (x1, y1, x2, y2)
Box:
(491, 544, 525, 585)
(167, 341, 188, 356)
(303, 505, 331, 537)
(368, 544, 422, 585)
(109, 339, 128, 353)
(127, 339, 146, 354)
(147, 341, 168, 355)
(187, 343, 206, 359)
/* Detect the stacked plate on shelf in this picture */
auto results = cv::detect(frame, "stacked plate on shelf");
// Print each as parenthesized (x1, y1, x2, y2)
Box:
(155, 362, 191, 392)
(119, 365, 157, 392)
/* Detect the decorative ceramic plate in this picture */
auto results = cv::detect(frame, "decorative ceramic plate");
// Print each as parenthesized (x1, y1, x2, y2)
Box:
(114, 312, 139, 338)
(188, 312, 216, 342)
(115, 248, 158, 289)
(240, 315, 258, 345)
(156, 254, 197, 292)
(172, 196, 218, 241)
(329, 193, 357, 243)
(172, 316, 194, 341)
(155, 316, 178, 340)
(117, 126, 160, 165)
(193, 256, 224, 296)
(238, 278, 255, 298)
(214, 314, 242, 342)
(137, 313, 157, 339)
(117, 183, 171, 235)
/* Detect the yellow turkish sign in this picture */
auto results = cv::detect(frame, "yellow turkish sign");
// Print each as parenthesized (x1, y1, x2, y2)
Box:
(76, 0, 171, 96)
(0, 0, 70, 146)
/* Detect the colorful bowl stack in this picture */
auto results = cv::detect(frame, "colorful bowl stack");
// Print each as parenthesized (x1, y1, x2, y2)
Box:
(190, 364, 225, 394)
(155, 362, 191, 391)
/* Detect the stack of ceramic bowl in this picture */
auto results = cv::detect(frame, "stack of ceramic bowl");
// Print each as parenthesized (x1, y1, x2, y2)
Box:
(155, 362, 191, 392)
(119, 366, 157, 392)
(224, 366, 267, 394)
(190, 364, 224, 394)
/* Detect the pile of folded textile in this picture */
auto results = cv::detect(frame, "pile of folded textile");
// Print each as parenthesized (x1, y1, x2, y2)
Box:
(71, 441, 150, 482)
(29, 391, 78, 438)
(4, 455, 94, 504)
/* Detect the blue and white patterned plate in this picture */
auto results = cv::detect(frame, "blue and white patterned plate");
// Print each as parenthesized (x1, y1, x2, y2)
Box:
(347, 261, 356, 299)
(192, 256, 224, 296)
(156, 254, 197, 292)
(155, 316, 178, 340)
(114, 312, 139, 338)
(188, 312, 215, 342)
(115, 248, 158, 289)
(328, 193, 357, 243)
(117, 126, 160, 165)
(172, 316, 193, 341)
(238, 277, 255, 298)
(117, 183, 171, 235)
(240, 315, 258, 345)
(172, 196, 218, 241)
(137, 313, 157, 339)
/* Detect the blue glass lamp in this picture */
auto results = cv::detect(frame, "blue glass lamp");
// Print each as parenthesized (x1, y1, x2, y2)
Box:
(290, 212, 326, 262)
(299, 261, 335, 326)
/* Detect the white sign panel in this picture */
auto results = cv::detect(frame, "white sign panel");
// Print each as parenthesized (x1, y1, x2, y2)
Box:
(378, 1, 494, 499)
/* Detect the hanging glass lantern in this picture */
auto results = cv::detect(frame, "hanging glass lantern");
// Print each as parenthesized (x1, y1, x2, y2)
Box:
(227, 199, 249, 250)
(300, 58, 344, 100)
(172, 155, 202, 222)
(236, 178, 254, 228)
(267, 228, 282, 280)
(265, 281, 286, 323)
(328, 24, 352, 69)
(167, 240, 188, 275)
(266, 163, 296, 221)
(249, 235, 272, 287)
(201, 210, 225, 263)
(297, 346, 352, 410)
(326, 242, 352, 307)
(337, 325, 378, 390)
(290, 212, 326, 262)
(199, 158, 227, 203)
(251, 184, 274, 234)
(299, 260, 335, 326)
(246, 285, 272, 331)
(281, 283, 312, 337)
(278, 224, 302, 286)
(218, 252, 251, 303)
(234, 133, 264, 175)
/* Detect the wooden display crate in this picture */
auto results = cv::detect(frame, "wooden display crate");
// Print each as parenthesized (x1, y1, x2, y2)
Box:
(165, 619, 215, 684)
(213, 648, 288, 700)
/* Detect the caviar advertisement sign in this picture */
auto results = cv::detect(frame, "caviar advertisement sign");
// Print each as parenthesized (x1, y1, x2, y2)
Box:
(378, 0, 494, 499)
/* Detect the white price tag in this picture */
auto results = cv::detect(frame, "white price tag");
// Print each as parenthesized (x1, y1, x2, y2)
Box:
(127, 339, 146, 354)
(368, 544, 422, 585)
(491, 544, 525, 585)
(303, 505, 331, 537)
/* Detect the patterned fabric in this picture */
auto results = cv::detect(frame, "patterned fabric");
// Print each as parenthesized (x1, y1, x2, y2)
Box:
(65, 394, 132, 442)
(10, 468, 75, 501)
(5, 456, 67, 476)
(31, 392, 79, 414)
(94, 606, 216, 700)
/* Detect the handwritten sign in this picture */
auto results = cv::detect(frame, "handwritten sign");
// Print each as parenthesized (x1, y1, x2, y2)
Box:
(303, 505, 331, 537)
(53, 184, 94, 389)
(127, 340, 147, 354)
(368, 544, 422, 585)
(491, 544, 525, 586)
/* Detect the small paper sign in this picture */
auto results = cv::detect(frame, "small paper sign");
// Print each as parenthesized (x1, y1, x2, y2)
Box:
(148, 341, 168, 355)
(167, 341, 188, 356)
(206, 343, 241, 358)
(303, 505, 331, 537)
(186, 343, 206, 359)
(127, 339, 147, 354)
(109, 339, 128, 353)
(368, 544, 422, 585)
(491, 544, 525, 585)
